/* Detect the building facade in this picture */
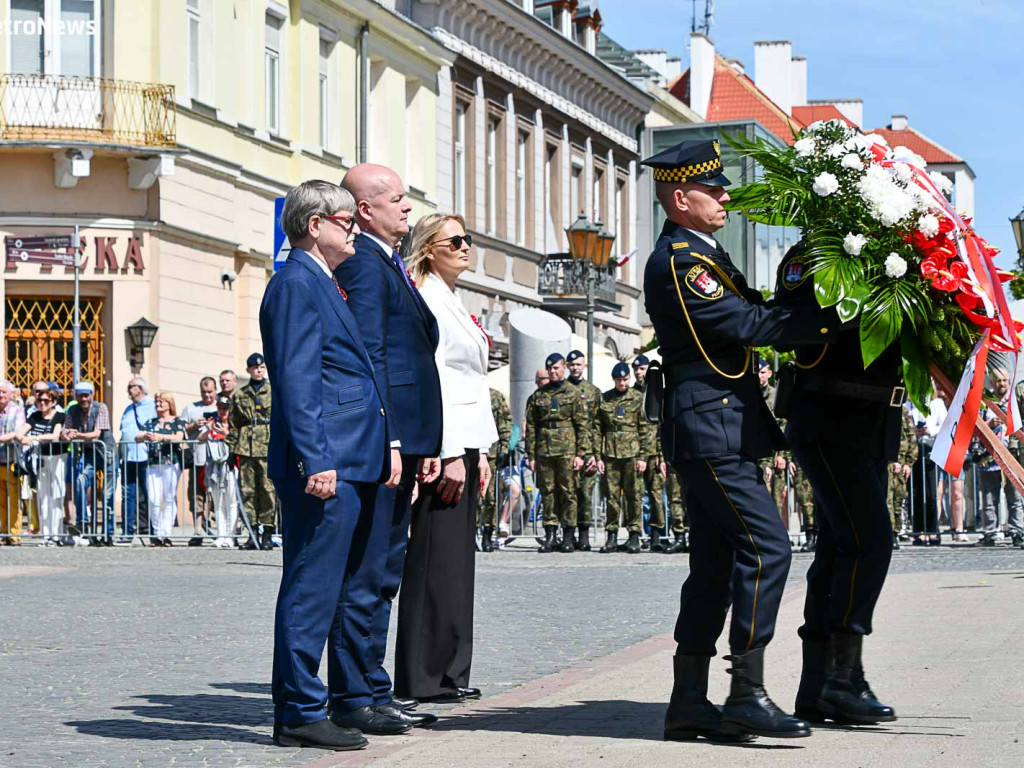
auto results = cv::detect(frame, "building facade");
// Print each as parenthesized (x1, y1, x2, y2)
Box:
(0, 0, 448, 419)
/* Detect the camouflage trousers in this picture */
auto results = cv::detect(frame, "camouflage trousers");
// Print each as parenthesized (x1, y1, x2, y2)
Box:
(536, 456, 578, 528)
(651, 464, 687, 534)
(478, 455, 500, 529)
(888, 473, 908, 533)
(641, 462, 665, 532)
(602, 458, 642, 532)
(239, 456, 277, 527)
(772, 462, 815, 529)
(576, 471, 597, 527)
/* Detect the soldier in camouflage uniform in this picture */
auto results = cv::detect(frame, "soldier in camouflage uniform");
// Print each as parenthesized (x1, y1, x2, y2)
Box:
(887, 407, 918, 549)
(478, 388, 513, 552)
(596, 362, 651, 553)
(632, 354, 668, 550)
(757, 358, 776, 489)
(566, 350, 601, 551)
(524, 353, 592, 553)
(660, 465, 689, 553)
(226, 353, 277, 549)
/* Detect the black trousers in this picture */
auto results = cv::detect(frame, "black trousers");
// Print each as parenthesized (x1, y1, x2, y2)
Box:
(674, 454, 792, 656)
(792, 439, 893, 640)
(394, 450, 479, 699)
(910, 444, 939, 535)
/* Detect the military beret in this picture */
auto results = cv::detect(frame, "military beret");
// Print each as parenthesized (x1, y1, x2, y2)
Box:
(641, 139, 732, 186)
(612, 362, 630, 379)
(566, 349, 585, 363)
(545, 352, 564, 368)
(758, 355, 772, 369)
(632, 354, 650, 367)
(216, 394, 232, 408)
(246, 352, 265, 368)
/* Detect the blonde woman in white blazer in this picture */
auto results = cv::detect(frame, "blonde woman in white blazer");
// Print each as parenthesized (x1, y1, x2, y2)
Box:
(393, 213, 498, 704)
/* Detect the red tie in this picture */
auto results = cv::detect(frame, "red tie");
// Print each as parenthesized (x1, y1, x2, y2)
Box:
(332, 275, 347, 300)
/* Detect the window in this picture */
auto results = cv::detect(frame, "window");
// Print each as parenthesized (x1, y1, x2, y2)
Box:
(569, 159, 584, 221)
(187, 0, 201, 99)
(10, 0, 100, 77)
(486, 115, 500, 236)
(515, 130, 529, 247)
(593, 166, 604, 225)
(319, 37, 331, 149)
(616, 175, 629, 252)
(454, 101, 468, 216)
(264, 11, 282, 134)
(544, 142, 561, 252)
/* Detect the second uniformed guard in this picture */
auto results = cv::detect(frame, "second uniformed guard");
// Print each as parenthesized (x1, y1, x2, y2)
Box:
(479, 388, 513, 552)
(596, 362, 650, 553)
(227, 353, 278, 550)
(523, 353, 591, 553)
(643, 139, 841, 742)
(566, 349, 602, 551)
(661, 465, 688, 554)
(774, 241, 900, 727)
(633, 355, 669, 551)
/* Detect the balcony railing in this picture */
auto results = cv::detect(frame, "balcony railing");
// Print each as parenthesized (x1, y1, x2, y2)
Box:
(0, 74, 176, 149)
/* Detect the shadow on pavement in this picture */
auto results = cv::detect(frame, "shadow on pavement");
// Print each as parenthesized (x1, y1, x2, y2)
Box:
(434, 700, 804, 749)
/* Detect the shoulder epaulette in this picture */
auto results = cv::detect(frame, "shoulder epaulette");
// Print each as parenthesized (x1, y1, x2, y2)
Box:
(671, 241, 690, 250)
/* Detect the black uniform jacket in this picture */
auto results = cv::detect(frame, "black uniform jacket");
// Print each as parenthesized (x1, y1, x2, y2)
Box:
(644, 220, 842, 463)
(772, 244, 903, 462)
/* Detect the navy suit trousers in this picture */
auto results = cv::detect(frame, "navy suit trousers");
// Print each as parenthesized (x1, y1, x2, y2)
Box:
(271, 477, 377, 725)
(791, 439, 892, 640)
(331, 457, 417, 710)
(674, 454, 792, 656)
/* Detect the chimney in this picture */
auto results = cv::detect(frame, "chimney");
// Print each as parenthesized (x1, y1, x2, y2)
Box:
(689, 32, 715, 119)
(790, 55, 807, 108)
(811, 98, 864, 129)
(726, 57, 745, 76)
(754, 40, 793, 114)
(664, 56, 681, 82)
(891, 114, 909, 131)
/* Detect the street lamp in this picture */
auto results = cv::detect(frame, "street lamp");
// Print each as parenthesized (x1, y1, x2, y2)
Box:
(126, 316, 159, 370)
(566, 213, 617, 383)
(1011, 206, 1024, 259)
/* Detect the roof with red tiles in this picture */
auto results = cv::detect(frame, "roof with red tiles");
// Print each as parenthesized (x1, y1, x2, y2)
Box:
(791, 104, 857, 129)
(668, 55, 804, 143)
(867, 126, 963, 165)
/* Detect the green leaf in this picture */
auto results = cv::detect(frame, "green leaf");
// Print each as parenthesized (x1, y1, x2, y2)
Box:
(814, 266, 843, 307)
(836, 281, 870, 322)
(900, 328, 932, 413)
(860, 303, 902, 368)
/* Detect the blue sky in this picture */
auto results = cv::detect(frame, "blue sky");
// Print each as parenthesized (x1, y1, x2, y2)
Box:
(599, 0, 1024, 270)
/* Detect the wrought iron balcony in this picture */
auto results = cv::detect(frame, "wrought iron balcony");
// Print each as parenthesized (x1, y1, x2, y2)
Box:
(0, 74, 176, 149)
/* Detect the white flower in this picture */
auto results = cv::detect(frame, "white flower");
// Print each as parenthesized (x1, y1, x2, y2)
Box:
(890, 145, 927, 169)
(929, 171, 953, 195)
(893, 163, 914, 182)
(793, 137, 816, 157)
(884, 253, 908, 278)
(841, 153, 864, 171)
(825, 144, 847, 158)
(865, 133, 889, 148)
(843, 233, 868, 256)
(812, 172, 840, 197)
(843, 134, 874, 154)
(856, 164, 917, 226)
(918, 213, 940, 238)
(805, 121, 825, 134)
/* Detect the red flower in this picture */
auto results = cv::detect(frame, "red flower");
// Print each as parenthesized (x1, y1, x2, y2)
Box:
(921, 256, 967, 292)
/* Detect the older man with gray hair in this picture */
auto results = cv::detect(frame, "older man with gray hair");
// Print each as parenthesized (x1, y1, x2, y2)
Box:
(0, 380, 26, 544)
(119, 376, 156, 541)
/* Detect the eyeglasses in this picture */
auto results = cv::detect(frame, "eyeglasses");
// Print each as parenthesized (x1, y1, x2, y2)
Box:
(37, 397, 54, 404)
(429, 234, 472, 251)
(323, 214, 356, 230)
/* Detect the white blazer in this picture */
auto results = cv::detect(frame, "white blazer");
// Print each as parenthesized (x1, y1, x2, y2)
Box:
(418, 272, 498, 459)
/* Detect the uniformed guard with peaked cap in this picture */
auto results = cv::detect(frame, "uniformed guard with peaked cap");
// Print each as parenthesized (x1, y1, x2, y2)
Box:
(643, 138, 843, 743)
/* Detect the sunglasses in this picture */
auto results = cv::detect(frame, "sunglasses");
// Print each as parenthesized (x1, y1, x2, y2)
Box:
(323, 214, 356, 229)
(430, 234, 472, 251)
(37, 397, 54, 404)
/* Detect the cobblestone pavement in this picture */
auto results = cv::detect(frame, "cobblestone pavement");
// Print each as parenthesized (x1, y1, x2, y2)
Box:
(1, 541, 1022, 767)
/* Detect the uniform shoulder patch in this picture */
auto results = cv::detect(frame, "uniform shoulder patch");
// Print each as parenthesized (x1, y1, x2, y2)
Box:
(671, 241, 690, 250)
(781, 252, 809, 290)
(684, 264, 724, 300)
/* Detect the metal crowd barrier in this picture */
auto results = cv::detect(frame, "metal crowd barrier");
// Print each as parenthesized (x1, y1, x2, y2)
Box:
(1, 439, 263, 547)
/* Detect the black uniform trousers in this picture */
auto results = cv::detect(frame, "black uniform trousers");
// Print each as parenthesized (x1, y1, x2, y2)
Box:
(791, 439, 892, 640)
(674, 454, 792, 656)
(394, 450, 479, 699)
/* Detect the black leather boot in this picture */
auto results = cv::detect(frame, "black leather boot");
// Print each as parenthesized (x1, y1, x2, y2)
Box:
(720, 648, 811, 738)
(664, 532, 688, 554)
(600, 530, 618, 553)
(665, 655, 755, 743)
(818, 634, 897, 724)
(624, 531, 641, 554)
(800, 529, 817, 553)
(576, 525, 591, 551)
(481, 527, 495, 552)
(260, 525, 276, 550)
(537, 525, 558, 553)
(793, 640, 831, 723)
(649, 527, 664, 552)
(558, 525, 576, 552)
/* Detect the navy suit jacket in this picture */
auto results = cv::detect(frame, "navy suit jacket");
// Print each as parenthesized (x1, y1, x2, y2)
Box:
(260, 248, 391, 483)
(335, 233, 443, 457)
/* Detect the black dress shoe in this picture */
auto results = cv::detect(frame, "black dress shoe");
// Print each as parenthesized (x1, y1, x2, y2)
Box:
(817, 635, 897, 724)
(375, 701, 438, 728)
(391, 696, 419, 711)
(457, 687, 481, 699)
(273, 719, 367, 750)
(665, 655, 756, 743)
(330, 704, 413, 735)
(416, 690, 467, 704)
(720, 648, 811, 738)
